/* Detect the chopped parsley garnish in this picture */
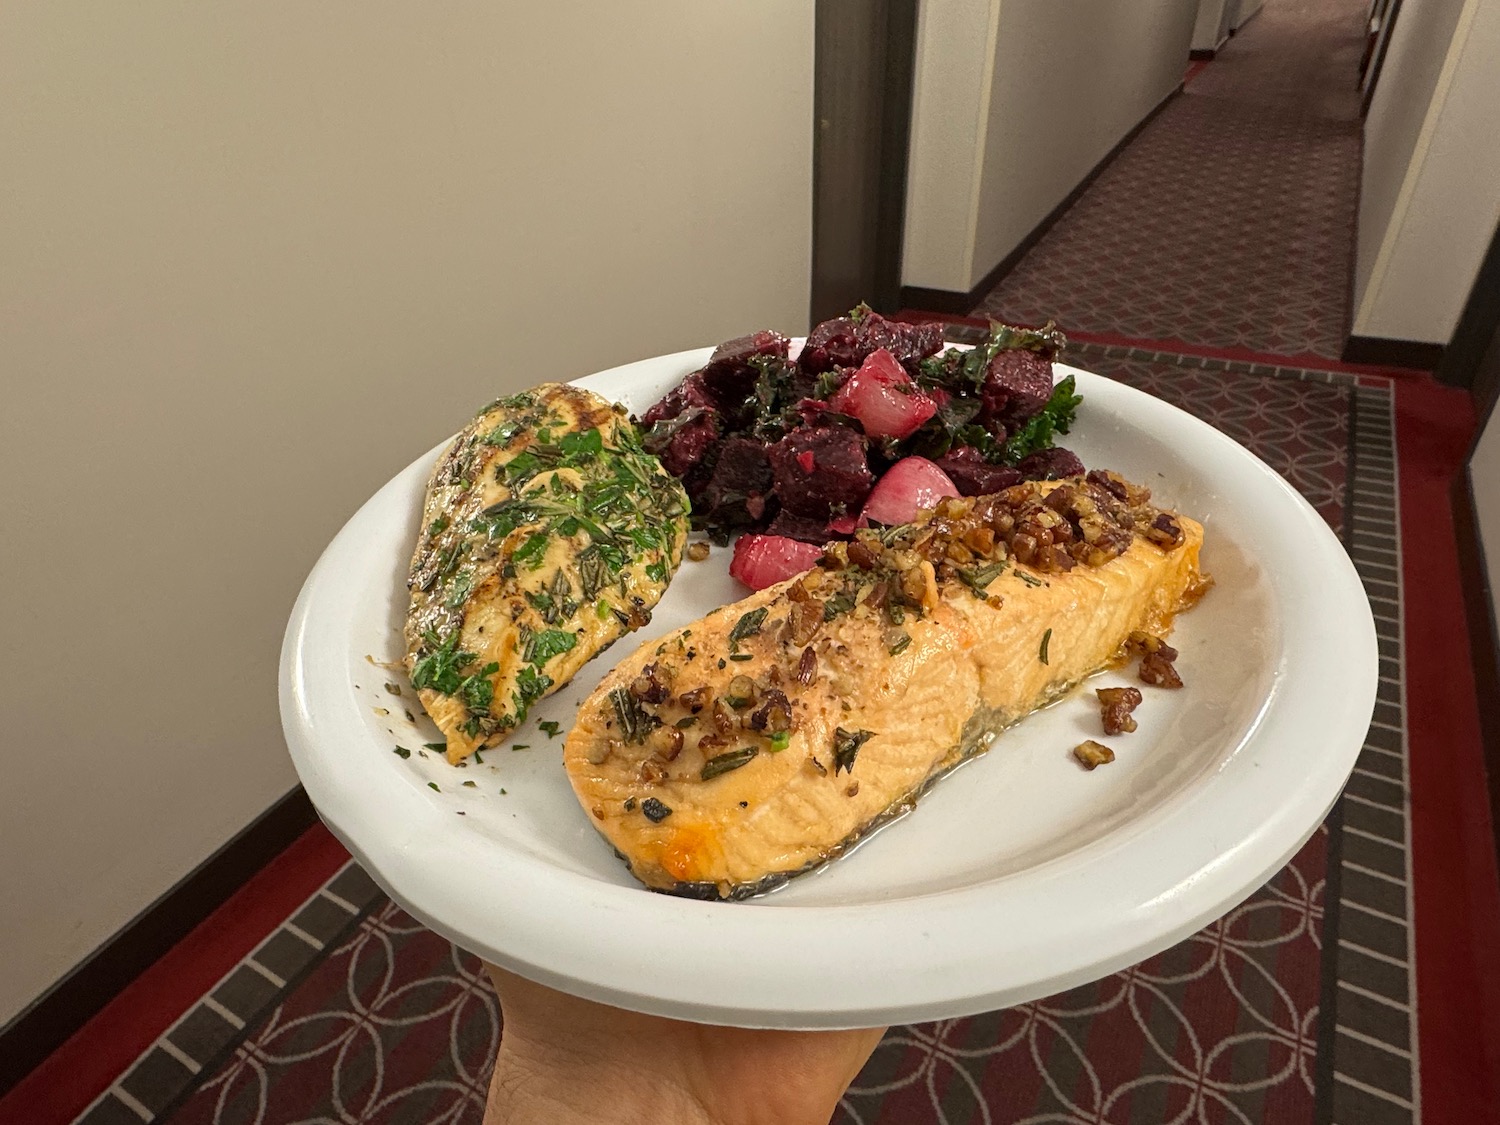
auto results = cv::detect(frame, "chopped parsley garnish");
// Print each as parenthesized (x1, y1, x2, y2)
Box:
(1017, 572, 1046, 588)
(458, 662, 500, 712)
(888, 632, 912, 656)
(513, 666, 554, 718)
(427, 782, 440, 792)
(511, 743, 530, 751)
(522, 628, 578, 667)
(462, 780, 477, 788)
(768, 730, 791, 752)
(411, 631, 478, 696)
(512, 531, 550, 570)
(1039, 629, 1052, 665)
(538, 720, 563, 738)
(393, 745, 411, 759)
(423, 742, 446, 753)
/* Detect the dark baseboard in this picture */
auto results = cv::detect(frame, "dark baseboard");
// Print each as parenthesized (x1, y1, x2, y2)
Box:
(1189, 47, 1217, 60)
(1341, 334, 1446, 370)
(1451, 471, 1500, 871)
(901, 82, 1185, 316)
(0, 786, 318, 1097)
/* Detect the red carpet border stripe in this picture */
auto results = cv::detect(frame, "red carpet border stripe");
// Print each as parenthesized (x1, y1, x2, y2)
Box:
(1394, 379, 1500, 1124)
(0, 823, 351, 1125)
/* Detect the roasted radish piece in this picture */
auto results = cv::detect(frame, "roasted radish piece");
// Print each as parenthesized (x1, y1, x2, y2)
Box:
(729, 534, 824, 592)
(859, 457, 960, 526)
(829, 348, 939, 439)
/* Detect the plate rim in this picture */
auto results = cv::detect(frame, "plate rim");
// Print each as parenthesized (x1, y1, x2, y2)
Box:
(279, 349, 1377, 1028)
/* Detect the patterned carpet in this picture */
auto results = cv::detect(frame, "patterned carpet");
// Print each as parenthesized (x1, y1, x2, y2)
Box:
(973, 0, 1367, 360)
(71, 340, 1416, 1125)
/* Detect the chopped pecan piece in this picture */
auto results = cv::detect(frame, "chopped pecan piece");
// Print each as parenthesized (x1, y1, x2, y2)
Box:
(677, 686, 710, 713)
(1096, 686, 1143, 734)
(629, 663, 671, 704)
(1145, 512, 1184, 549)
(1073, 740, 1116, 770)
(797, 645, 818, 685)
(1128, 631, 1183, 688)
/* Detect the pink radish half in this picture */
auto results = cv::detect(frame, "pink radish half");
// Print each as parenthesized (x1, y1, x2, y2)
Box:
(859, 456, 960, 526)
(828, 348, 938, 440)
(729, 534, 825, 591)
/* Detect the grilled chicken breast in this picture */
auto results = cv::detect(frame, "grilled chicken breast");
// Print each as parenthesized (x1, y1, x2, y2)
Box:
(405, 383, 689, 762)
(564, 473, 1208, 897)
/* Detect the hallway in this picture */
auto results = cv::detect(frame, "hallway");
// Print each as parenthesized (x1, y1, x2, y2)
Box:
(973, 0, 1368, 360)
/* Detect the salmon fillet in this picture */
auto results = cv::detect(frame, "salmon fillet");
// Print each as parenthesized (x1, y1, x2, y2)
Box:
(564, 473, 1209, 898)
(405, 383, 689, 762)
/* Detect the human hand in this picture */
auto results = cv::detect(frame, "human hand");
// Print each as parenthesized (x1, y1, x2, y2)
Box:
(483, 964, 886, 1125)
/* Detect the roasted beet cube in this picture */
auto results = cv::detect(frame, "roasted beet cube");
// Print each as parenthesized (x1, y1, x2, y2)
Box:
(798, 316, 863, 374)
(702, 330, 790, 406)
(769, 427, 874, 519)
(933, 447, 1024, 497)
(640, 371, 719, 428)
(1016, 446, 1086, 480)
(766, 509, 838, 544)
(688, 436, 775, 528)
(644, 408, 721, 479)
(857, 313, 945, 373)
(980, 349, 1054, 428)
(799, 310, 945, 376)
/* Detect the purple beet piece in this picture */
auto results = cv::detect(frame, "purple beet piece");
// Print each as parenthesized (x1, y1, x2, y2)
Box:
(702, 330, 790, 405)
(798, 317, 862, 374)
(641, 371, 719, 428)
(690, 436, 776, 528)
(857, 314, 945, 373)
(933, 447, 1024, 497)
(647, 409, 721, 479)
(768, 427, 875, 519)
(980, 350, 1054, 429)
(1016, 447, 1086, 480)
(799, 311, 945, 376)
(766, 509, 838, 544)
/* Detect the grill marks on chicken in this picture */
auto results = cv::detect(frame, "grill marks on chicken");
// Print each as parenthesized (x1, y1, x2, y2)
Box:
(564, 474, 1209, 898)
(404, 384, 689, 763)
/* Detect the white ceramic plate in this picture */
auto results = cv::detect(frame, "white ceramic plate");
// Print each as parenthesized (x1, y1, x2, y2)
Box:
(280, 347, 1376, 1029)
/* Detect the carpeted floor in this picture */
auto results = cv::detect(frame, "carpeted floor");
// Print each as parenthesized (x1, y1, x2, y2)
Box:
(973, 0, 1369, 361)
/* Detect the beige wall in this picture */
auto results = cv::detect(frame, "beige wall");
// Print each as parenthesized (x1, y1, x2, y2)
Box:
(1353, 0, 1500, 343)
(1193, 0, 1233, 52)
(902, 0, 1196, 293)
(0, 2, 813, 1026)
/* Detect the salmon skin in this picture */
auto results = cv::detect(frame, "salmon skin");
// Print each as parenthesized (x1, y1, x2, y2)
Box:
(404, 383, 689, 763)
(564, 472, 1209, 899)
